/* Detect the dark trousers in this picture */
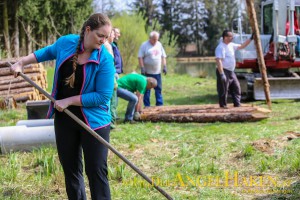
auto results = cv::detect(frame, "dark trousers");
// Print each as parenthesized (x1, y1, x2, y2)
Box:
(216, 69, 241, 107)
(143, 73, 163, 106)
(54, 110, 111, 200)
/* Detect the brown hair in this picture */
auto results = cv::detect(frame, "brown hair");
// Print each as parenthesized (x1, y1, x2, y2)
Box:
(65, 13, 112, 88)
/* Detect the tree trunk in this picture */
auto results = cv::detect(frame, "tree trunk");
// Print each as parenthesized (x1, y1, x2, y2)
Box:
(12, 0, 20, 58)
(140, 104, 271, 123)
(19, 19, 26, 56)
(3, 0, 12, 58)
(26, 24, 32, 54)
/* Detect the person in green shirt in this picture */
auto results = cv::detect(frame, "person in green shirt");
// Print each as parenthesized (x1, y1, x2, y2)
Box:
(117, 73, 157, 123)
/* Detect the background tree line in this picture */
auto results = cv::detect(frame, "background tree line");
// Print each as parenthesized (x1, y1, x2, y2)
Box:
(0, 0, 261, 63)
(0, 0, 93, 58)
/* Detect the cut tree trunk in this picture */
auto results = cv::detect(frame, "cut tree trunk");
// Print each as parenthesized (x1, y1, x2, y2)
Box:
(0, 81, 33, 91)
(140, 104, 271, 123)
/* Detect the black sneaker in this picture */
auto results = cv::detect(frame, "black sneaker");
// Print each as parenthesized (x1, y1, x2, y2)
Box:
(123, 119, 137, 124)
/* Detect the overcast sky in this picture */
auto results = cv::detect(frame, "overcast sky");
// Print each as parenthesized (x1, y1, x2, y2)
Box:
(114, 0, 131, 11)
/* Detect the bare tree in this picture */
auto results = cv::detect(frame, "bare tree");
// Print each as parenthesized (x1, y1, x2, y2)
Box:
(12, 0, 20, 57)
(2, 0, 12, 58)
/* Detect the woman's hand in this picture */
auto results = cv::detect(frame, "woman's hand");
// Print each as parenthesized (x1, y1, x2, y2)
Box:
(54, 96, 82, 112)
(10, 61, 24, 78)
(54, 99, 71, 112)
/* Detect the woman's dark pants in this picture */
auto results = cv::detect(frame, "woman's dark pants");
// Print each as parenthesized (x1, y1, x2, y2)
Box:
(54, 111, 111, 200)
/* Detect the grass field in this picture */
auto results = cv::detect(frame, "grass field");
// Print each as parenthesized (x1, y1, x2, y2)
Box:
(0, 68, 300, 200)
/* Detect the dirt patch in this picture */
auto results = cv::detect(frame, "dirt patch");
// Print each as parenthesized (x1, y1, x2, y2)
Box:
(252, 131, 300, 155)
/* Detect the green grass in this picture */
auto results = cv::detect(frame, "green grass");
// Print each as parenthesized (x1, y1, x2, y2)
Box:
(1, 72, 300, 199)
(45, 66, 54, 92)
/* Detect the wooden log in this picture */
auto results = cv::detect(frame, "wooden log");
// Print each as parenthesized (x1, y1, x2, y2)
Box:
(1, 89, 44, 102)
(141, 112, 267, 123)
(0, 63, 11, 68)
(0, 87, 35, 96)
(142, 104, 270, 114)
(0, 66, 41, 76)
(0, 60, 43, 68)
(40, 94, 47, 100)
(140, 104, 270, 123)
(13, 91, 35, 99)
(0, 72, 43, 81)
(0, 77, 26, 85)
(0, 78, 40, 88)
(0, 59, 18, 67)
(15, 95, 30, 102)
(246, 0, 272, 109)
(0, 81, 32, 91)
(0, 67, 12, 76)
(0, 77, 39, 87)
(0, 61, 47, 102)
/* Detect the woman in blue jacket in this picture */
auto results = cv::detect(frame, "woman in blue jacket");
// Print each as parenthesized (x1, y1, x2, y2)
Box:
(11, 13, 115, 200)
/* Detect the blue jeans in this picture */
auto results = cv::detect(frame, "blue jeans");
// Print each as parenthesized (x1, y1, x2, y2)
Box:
(117, 88, 138, 120)
(143, 73, 163, 106)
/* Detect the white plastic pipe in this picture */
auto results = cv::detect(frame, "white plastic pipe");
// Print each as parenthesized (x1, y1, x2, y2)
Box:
(16, 119, 54, 127)
(0, 125, 56, 154)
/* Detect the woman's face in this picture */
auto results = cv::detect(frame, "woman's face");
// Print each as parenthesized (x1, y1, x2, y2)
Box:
(85, 24, 112, 50)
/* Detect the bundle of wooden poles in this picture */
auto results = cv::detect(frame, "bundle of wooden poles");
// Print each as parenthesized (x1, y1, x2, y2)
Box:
(0, 59, 48, 103)
(140, 104, 271, 123)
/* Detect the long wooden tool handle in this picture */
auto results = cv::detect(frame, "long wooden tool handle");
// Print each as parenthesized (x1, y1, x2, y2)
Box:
(14, 69, 173, 200)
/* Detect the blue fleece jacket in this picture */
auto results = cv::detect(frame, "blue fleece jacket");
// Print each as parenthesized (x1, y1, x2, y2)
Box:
(34, 34, 115, 130)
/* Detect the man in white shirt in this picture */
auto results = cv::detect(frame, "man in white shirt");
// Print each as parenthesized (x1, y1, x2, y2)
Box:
(215, 30, 253, 108)
(138, 31, 167, 107)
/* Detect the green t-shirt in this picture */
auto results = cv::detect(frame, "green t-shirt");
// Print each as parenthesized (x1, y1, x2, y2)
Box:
(117, 73, 147, 94)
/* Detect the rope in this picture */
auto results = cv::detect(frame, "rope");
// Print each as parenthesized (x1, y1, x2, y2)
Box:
(6, 79, 12, 99)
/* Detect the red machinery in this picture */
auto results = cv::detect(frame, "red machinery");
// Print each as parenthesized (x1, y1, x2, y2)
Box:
(234, 0, 300, 100)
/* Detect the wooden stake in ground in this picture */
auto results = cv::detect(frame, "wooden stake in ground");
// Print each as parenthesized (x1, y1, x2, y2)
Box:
(246, 0, 272, 110)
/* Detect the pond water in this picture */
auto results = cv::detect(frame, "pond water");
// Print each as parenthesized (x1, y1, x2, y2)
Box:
(175, 62, 216, 78)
